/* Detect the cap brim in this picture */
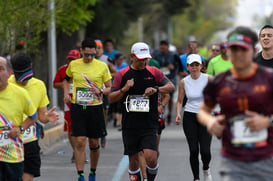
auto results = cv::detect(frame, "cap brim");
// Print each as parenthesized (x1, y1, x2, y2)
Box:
(187, 60, 202, 65)
(67, 56, 79, 59)
(228, 41, 251, 49)
(14, 69, 33, 82)
(132, 53, 152, 60)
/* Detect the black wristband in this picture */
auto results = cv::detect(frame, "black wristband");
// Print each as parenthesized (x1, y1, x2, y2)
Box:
(154, 86, 159, 93)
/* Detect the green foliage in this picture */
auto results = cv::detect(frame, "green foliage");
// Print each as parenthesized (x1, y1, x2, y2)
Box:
(55, 0, 96, 34)
(0, 0, 96, 54)
(85, 0, 151, 44)
(172, 0, 238, 47)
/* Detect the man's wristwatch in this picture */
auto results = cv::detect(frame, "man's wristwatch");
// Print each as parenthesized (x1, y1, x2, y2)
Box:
(19, 126, 25, 134)
(154, 86, 159, 93)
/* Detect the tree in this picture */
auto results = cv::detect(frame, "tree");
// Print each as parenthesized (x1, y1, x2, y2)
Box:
(172, 0, 238, 47)
(0, 0, 96, 55)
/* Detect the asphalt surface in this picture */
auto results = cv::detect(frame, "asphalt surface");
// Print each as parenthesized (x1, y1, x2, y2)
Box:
(36, 121, 222, 181)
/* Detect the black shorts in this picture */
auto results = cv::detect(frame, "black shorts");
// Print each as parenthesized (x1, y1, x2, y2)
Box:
(109, 101, 122, 113)
(0, 161, 24, 181)
(71, 104, 107, 138)
(24, 140, 41, 177)
(122, 129, 158, 155)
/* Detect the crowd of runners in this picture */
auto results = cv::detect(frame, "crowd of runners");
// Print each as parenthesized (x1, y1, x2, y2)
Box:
(0, 25, 273, 181)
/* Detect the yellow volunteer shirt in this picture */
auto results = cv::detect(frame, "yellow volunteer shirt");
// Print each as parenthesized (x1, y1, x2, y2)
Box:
(9, 75, 49, 144)
(66, 58, 112, 105)
(0, 83, 37, 163)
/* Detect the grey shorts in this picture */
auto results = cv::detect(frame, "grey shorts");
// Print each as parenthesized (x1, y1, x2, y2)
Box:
(220, 156, 273, 181)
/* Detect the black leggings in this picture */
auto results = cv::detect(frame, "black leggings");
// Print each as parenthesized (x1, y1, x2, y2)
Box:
(183, 111, 212, 180)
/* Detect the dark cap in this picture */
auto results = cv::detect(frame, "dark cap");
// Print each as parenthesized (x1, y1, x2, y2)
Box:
(10, 53, 33, 82)
(227, 33, 253, 49)
(227, 26, 258, 50)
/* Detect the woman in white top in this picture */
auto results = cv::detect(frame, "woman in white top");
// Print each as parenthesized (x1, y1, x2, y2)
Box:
(175, 54, 212, 181)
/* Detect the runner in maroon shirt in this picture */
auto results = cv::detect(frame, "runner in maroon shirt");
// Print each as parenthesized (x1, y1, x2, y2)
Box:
(198, 26, 273, 181)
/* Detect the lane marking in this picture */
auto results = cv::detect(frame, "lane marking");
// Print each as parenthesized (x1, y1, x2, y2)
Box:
(111, 155, 129, 181)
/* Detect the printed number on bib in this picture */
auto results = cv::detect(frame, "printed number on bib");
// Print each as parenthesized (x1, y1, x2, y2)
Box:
(76, 88, 94, 105)
(230, 114, 268, 148)
(126, 95, 150, 112)
(0, 126, 12, 146)
(23, 125, 35, 140)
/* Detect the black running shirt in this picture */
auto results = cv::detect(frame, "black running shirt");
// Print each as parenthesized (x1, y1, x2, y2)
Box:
(111, 66, 169, 130)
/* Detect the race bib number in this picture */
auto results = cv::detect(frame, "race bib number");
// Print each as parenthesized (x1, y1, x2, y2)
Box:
(23, 125, 35, 141)
(230, 115, 268, 148)
(128, 95, 150, 112)
(0, 127, 12, 146)
(76, 88, 94, 105)
(160, 67, 170, 76)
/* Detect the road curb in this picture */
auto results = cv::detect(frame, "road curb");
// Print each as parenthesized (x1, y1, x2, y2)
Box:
(39, 123, 67, 154)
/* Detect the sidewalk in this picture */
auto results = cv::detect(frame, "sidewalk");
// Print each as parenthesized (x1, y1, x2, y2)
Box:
(39, 111, 66, 154)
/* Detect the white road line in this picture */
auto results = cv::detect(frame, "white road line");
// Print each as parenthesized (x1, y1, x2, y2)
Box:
(111, 155, 129, 181)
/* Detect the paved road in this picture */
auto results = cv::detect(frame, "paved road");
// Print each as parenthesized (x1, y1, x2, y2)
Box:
(36, 123, 222, 181)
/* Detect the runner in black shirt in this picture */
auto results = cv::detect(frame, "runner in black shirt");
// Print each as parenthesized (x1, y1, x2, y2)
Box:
(109, 42, 174, 181)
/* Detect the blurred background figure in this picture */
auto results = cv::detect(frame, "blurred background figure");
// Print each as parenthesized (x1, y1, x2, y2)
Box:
(103, 39, 119, 59)
(110, 53, 128, 130)
(206, 42, 232, 76)
(152, 40, 182, 125)
(95, 39, 117, 148)
(206, 43, 221, 64)
(53, 49, 86, 162)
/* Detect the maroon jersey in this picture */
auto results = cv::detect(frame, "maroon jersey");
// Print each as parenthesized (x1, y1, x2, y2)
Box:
(203, 63, 273, 161)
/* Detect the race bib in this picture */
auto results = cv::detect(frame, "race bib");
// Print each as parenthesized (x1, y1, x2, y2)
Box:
(230, 115, 268, 148)
(76, 88, 94, 105)
(0, 126, 12, 146)
(23, 125, 35, 141)
(160, 67, 170, 76)
(127, 95, 150, 112)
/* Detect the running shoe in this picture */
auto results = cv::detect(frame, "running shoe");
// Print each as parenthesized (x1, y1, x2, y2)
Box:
(203, 169, 212, 181)
(88, 174, 96, 181)
(78, 175, 85, 181)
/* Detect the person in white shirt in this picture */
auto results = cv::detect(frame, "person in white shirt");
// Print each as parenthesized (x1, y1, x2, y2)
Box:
(175, 54, 213, 181)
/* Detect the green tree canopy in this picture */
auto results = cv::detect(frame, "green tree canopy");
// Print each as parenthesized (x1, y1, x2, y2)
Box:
(0, 0, 96, 54)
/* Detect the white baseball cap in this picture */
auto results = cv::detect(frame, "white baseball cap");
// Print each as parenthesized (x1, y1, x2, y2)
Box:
(131, 42, 152, 59)
(187, 54, 202, 64)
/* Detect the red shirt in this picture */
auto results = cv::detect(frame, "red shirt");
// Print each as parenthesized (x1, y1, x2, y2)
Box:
(203, 63, 273, 161)
(53, 65, 67, 84)
(53, 65, 71, 121)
